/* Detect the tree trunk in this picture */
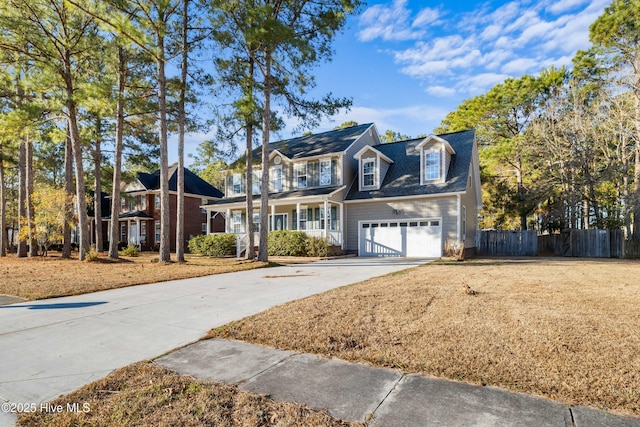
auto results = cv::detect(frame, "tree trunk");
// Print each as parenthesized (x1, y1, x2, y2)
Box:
(62, 127, 73, 258)
(63, 53, 90, 260)
(176, 0, 188, 263)
(157, 34, 171, 263)
(109, 47, 127, 260)
(94, 116, 103, 252)
(0, 143, 6, 257)
(633, 139, 640, 239)
(26, 133, 38, 256)
(17, 138, 27, 258)
(245, 59, 255, 260)
(258, 51, 271, 262)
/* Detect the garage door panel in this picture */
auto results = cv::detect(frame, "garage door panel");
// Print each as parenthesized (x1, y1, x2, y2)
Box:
(360, 219, 442, 258)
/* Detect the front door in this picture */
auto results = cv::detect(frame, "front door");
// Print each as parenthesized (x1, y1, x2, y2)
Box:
(129, 223, 138, 246)
(270, 213, 288, 231)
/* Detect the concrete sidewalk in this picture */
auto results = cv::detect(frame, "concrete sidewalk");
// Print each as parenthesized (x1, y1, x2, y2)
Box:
(156, 339, 640, 427)
(0, 257, 429, 427)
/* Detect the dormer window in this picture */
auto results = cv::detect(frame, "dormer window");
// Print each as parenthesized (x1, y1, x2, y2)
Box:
(272, 165, 283, 191)
(424, 150, 440, 180)
(362, 159, 375, 187)
(232, 173, 242, 194)
(295, 162, 307, 188)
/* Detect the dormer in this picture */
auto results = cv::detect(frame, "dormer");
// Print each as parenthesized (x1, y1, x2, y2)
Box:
(353, 145, 394, 191)
(417, 135, 456, 185)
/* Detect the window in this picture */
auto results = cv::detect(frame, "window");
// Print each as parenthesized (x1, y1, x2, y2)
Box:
(154, 195, 160, 210)
(362, 159, 375, 187)
(201, 198, 207, 213)
(253, 212, 260, 232)
(320, 159, 331, 186)
(425, 150, 440, 180)
(232, 211, 244, 233)
(299, 207, 307, 230)
(120, 223, 126, 242)
(155, 221, 160, 243)
(141, 222, 147, 242)
(201, 223, 207, 234)
(121, 197, 126, 212)
(232, 173, 242, 195)
(140, 195, 146, 210)
(252, 170, 262, 194)
(272, 166, 283, 191)
(295, 163, 307, 188)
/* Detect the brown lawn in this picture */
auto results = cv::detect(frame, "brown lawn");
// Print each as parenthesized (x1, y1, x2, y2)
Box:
(207, 258, 640, 417)
(17, 362, 360, 427)
(1, 252, 268, 300)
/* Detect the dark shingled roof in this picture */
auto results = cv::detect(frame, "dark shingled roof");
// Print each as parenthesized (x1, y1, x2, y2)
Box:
(104, 210, 154, 220)
(205, 186, 343, 206)
(136, 166, 223, 198)
(346, 129, 475, 201)
(229, 123, 374, 167)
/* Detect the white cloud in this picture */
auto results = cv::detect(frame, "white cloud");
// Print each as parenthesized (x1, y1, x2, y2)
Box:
(546, 0, 589, 14)
(502, 57, 539, 74)
(426, 85, 456, 97)
(357, 0, 443, 42)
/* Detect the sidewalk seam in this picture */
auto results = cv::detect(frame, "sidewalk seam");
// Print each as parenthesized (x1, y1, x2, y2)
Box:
(569, 406, 576, 427)
(364, 372, 406, 426)
(234, 352, 297, 386)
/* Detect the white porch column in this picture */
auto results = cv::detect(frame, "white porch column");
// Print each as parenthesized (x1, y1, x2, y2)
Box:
(296, 203, 301, 230)
(324, 199, 329, 238)
(340, 202, 345, 250)
(271, 204, 276, 231)
(137, 220, 141, 248)
(226, 209, 231, 233)
(206, 211, 211, 235)
(127, 219, 131, 244)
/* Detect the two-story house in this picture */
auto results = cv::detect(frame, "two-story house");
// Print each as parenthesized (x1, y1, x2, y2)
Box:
(202, 123, 481, 257)
(106, 165, 224, 251)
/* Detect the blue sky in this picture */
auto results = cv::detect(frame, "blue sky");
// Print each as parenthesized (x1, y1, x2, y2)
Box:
(176, 0, 610, 165)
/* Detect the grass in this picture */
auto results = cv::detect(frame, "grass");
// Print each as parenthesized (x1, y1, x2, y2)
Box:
(0, 252, 268, 300)
(17, 361, 361, 427)
(207, 258, 640, 417)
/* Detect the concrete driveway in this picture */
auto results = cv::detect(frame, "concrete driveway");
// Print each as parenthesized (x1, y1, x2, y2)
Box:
(0, 257, 428, 426)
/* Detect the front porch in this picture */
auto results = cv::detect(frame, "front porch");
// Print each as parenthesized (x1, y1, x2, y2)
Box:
(207, 199, 344, 246)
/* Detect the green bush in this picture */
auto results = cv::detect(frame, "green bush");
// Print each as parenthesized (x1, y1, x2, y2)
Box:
(188, 234, 236, 257)
(268, 230, 308, 256)
(121, 244, 140, 257)
(306, 236, 330, 257)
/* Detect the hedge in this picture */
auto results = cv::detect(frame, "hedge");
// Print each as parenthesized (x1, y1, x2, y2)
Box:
(267, 230, 330, 257)
(188, 234, 236, 257)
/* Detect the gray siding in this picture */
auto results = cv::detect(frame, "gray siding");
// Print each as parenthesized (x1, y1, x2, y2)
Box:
(379, 159, 391, 186)
(343, 125, 378, 193)
(460, 171, 479, 248)
(344, 196, 458, 252)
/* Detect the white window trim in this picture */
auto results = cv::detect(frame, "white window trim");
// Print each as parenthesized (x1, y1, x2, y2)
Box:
(141, 222, 147, 241)
(231, 210, 243, 233)
(154, 220, 160, 243)
(272, 165, 283, 191)
(422, 148, 441, 183)
(252, 169, 262, 194)
(319, 158, 332, 186)
(154, 195, 160, 210)
(140, 195, 146, 210)
(298, 205, 308, 230)
(360, 157, 376, 190)
(295, 162, 308, 189)
(232, 173, 243, 195)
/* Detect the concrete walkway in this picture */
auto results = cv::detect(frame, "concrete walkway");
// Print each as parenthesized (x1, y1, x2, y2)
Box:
(156, 339, 640, 427)
(0, 257, 427, 427)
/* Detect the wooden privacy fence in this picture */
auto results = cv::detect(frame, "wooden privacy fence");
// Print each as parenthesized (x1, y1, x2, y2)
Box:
(539, 229, 625, 258)
(477, 230, 538, 256)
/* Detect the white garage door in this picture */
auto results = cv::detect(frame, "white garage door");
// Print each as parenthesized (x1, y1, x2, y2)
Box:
(359, 219, 442, 258)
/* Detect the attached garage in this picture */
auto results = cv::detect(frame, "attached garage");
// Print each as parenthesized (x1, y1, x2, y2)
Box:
(359, 219, 442, 257)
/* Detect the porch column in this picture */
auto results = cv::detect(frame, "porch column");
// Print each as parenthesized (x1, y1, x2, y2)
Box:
(340, 202, 345, 250)
(206, 210, 211, 235)
(137, 220, 141, 247)
(127, 219, 131, 244)
(271, 204, 276, 232)
(226, 209, 231, 233)
(324, 199, 329, 238)
(296, 203, 301, 230)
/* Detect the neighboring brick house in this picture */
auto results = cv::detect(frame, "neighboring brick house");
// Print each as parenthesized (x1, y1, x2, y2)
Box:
(203, 123, 482, 257)
(107, 166, 224, 251)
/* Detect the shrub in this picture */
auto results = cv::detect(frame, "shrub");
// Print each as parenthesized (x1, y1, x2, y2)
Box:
(121, 244, 140, 257)
(188, 234, 236, 257)
(268, 230, 308, 256)
(85, 246, 100, 262)
(306, 236, 330, 257)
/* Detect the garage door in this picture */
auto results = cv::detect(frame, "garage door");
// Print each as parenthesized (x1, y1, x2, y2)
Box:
(359, 219, 442, 257)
